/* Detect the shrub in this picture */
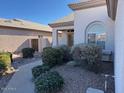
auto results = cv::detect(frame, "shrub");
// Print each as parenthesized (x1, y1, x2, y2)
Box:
(42, 47, 63, 67)
(85, 44, 102, 73)
(56, 45, 72, 62)
(71, 44, 102, 73)
(32, 64, 50, 78)
(8, 52, 13, 62)
(71, 44, 86, 65)
(0, 52, 12, 68)
(0, 61, 6, 71)
(34, 71, 64, 93)
(22, 48, 35, 58)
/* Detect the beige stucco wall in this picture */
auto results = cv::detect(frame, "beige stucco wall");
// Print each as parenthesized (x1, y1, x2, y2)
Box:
(0, 27, 52, 53)
(0, 35, 37, 52)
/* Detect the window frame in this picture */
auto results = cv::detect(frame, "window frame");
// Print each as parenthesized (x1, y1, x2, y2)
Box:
(85, 21, 106, 49)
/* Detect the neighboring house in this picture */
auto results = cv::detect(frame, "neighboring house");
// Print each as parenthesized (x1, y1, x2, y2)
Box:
(49, 0, 124, 93)
(0, 18, 52, 53)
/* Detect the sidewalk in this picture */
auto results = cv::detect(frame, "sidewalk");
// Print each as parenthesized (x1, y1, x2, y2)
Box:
(3, 60, 42, 93)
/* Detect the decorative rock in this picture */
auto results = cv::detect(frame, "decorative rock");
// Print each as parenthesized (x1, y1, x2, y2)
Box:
(86, 88, 104, 93)
(5, 67, 16, 74)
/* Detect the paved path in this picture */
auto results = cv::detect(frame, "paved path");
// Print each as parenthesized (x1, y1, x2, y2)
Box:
(3, 60, 42, 93)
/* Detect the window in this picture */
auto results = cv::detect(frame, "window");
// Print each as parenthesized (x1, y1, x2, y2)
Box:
(85, 22, 106, 49)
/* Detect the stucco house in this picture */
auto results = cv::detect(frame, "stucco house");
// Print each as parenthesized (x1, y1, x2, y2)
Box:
(49, 0, 123, 93)
(49, 0, 114, 61)
(0, 18, 52, 53)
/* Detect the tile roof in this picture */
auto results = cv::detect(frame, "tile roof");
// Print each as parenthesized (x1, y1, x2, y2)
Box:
(0, 18, 52, 32)
(50, 13, 74, 24)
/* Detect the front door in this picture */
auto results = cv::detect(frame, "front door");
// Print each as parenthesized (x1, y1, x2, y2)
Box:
(31, 39, 38, 51)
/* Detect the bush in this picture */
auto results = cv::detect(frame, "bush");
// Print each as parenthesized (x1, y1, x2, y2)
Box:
(85, 45, 102, 73)
(42, 47, 63, 67)
(0, 61, 6, 71)
(8, 52, 13, 62)
(71, 44, 102, 73)
(0, 52, 12, 68)
(22, 48, 35, 58)
(34, 71, 64, 93)
(32, 64, 50, 78)
(71, 44, 87, 65)
(56, 45, 72, 62)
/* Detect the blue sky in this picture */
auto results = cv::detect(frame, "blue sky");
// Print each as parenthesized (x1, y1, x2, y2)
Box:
(0, 0, 77, 25)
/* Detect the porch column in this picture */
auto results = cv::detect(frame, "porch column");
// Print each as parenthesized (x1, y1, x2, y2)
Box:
(52, 29, 58, 47)
(62, 31, 68, 45)
(115, 0, 124, 93)
(38, 35, 43, 52)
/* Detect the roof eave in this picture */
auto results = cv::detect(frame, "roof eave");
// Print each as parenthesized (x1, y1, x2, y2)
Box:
(106, 0, 118, 20)
(48, 21, 74, 28)
(0, 25, 52, 33)
(68, 0, 106, 11)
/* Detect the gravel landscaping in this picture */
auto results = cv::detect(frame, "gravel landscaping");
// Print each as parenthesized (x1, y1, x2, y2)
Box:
(0, 49, 115, 93)
(52, 62, 115, 93)
(0, 55, 42, 93)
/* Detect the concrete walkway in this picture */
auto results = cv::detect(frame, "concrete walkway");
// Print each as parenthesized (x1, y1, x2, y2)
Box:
(3, 60, 42, 93)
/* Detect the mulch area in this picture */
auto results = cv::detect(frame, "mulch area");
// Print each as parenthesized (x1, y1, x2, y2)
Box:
(52, 62, 115, 93)
(0, 56, 41, 93)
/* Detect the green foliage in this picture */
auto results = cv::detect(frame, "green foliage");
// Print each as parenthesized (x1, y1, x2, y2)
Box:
(42, 47, 63, 67)
(32, 64, 50, 78)
(22, 48, 35, 58)
(85, 44, 102, 73)
(34, 71, 64, 93)
(85, 45, 102, 64)
(71, 44, 87, 66)
(0, 61, 6, 71)
(56, 45, 72, 63)
(71, 44, 102, 73)
(0, 52, 12, 68)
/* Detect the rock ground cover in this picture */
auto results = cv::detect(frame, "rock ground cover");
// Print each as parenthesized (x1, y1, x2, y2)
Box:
(51, 62, 114, 93)
(0, 52, 114, 93)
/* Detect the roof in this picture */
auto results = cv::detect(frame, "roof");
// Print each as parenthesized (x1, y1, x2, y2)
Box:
(49, 0, 106, 28)
(52, 13, 74, 24)
(0, 18, 52, 32)
(49, 13, 74, 28)
(68, 0, 106, 11)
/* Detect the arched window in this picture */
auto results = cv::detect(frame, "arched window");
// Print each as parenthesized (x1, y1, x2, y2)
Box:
(85, 21, 106, 49)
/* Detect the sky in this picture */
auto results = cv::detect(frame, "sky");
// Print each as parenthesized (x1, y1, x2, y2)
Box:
(0, 0, 77, 25)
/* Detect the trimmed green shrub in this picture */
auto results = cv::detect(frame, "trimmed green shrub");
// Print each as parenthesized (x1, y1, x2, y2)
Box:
(0, 52, 12, 68)
(32, 64, 50, 78)
(34, 71, 64, 93)
(0, 61, 6, 71)
(42, 47, 63, 67)
(71, 44, 102, 73)
(56, 45, 72, 62)
(22, 48, 35, 58)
